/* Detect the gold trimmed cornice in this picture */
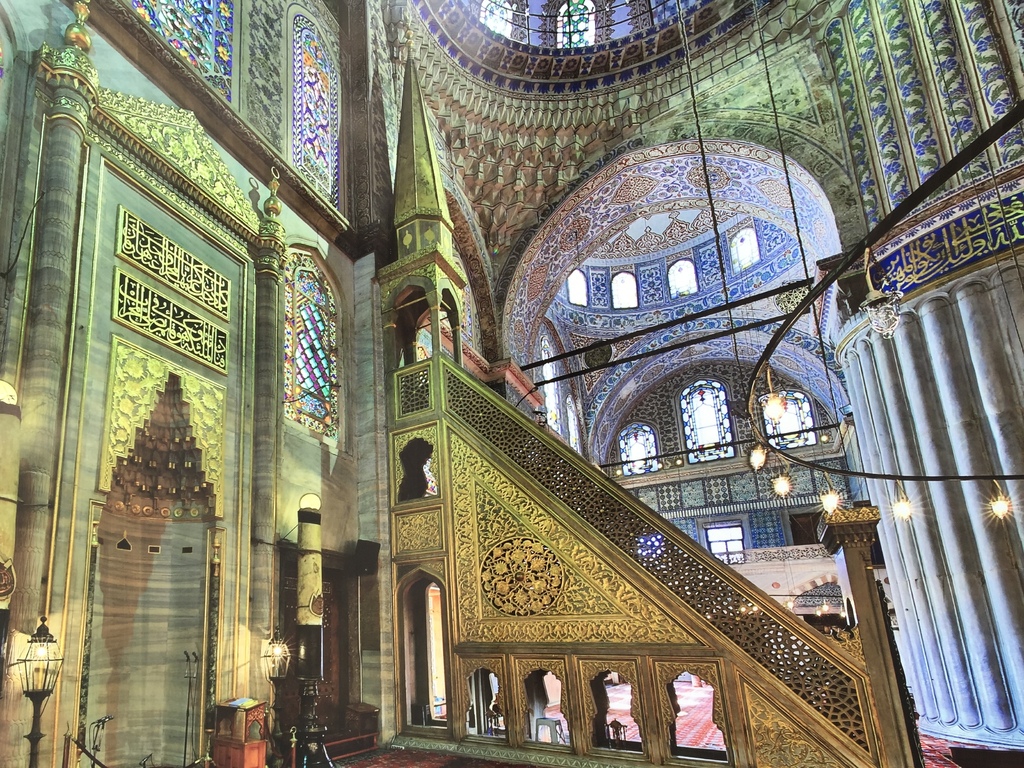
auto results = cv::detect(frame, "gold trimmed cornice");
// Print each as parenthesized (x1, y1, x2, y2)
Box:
(94, 88, 259, 241)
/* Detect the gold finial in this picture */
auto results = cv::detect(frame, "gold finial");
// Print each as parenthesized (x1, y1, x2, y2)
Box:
(263, 167, 282, 218)
(64, 1, 92, 52)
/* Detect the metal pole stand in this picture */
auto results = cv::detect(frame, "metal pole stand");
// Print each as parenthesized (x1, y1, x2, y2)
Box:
(25, 690, 49, 768)
(296, 679, 331, 768)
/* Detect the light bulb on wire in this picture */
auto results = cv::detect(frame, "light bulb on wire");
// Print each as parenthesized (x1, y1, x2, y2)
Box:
(772, 474, 792, 497)
(892, 482, 912, 521)
(820, 488, 842, 514)
(990, 482, 1012, 519)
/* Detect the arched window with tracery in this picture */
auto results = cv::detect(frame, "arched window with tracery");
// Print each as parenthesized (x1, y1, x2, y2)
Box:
(481, 0, 515, 37)
(540, 335, 563, 435)
(567, 269, 588, 306)
(462, 285, 477, 347)
(565, 394, 582, 454)
(618, 423, 659, 475)
(764, 390, 816, 449)
(292, 14, 340, 204)
(667, 260, 697, 298)
(132, 0, 233, 99)
(284, 252, 338, 437)
(556, 0, 596, 47)
(611, 271, 638, 309)
(730, 226, 760, 272)
(680, 380, 734, 462)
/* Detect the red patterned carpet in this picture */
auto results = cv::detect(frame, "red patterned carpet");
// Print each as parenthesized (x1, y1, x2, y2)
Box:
(333, 738, 1014, 768)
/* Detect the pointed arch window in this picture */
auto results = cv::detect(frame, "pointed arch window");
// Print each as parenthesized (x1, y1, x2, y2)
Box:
(480, 0, 515, 37)
(567, 269, 588, 306)
(611, 271, 638, 309)
(540, 335, 563, 435)
(565, 394, 581, 453)
(292, 14, 340, 204)
(764, 390, 816, 449)
(556, 0, 595, 47)
(730, 226, 760, 272)
(618, 423, 659, 475)
(132, 0, 233, 99)
(680, 380, 734, 462)
(284, 252, 338, 437)
(667, 260, 697, 298)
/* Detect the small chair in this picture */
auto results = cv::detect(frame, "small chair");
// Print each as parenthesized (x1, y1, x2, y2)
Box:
(535, 717, 565, 744)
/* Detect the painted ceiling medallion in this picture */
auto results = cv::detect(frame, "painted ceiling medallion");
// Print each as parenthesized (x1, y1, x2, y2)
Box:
(685, 162, 731, 191)
(612, 174, 659, 204)
(481, 537, 563, 616)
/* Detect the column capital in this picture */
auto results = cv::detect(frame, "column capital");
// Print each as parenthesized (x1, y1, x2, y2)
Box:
(819, 505, 881, 554)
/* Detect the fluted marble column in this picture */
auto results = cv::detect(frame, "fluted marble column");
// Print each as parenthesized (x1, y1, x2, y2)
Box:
(843, 343, 941, 721)
(855, 337, 965, 725)
(839, 262, 1024, 745)
(249, 176, 286, 695)
(0, 17, 98, 768)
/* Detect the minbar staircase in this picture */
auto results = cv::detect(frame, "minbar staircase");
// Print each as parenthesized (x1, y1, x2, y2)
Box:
(390, 357, 895, 767)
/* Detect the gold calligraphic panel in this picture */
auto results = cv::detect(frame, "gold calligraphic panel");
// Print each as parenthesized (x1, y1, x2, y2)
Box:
(117, 207, 230, 319)
(101, 337, 226, 518)
(113, 269, 228, 373)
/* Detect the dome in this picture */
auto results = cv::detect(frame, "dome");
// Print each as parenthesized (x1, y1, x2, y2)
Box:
(414, 0, 774, 92)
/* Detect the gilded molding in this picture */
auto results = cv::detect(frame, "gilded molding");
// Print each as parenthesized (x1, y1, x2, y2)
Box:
(38, 42, 100, 97)
(652, 660, 725, 739)
(395, 509, 443, 554)
(449, 431, 697, 644)
(823, 506, 881, 526)
(827, 628, 865, 666)
(392, 425, 440, 505)
(94, 148, 247, 260)
(746, 684, 848, 768)
(94, 88, 260, 236)
(101, 337, 227, 518)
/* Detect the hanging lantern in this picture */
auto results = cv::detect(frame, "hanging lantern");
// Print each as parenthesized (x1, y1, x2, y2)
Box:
(760, 391, 786, 423)
(749, 445, 767, 472)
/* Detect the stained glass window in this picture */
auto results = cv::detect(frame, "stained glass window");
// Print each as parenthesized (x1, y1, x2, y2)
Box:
(730, 226, 760, 272)
(565, 394, 581, 453)
(292, 15, 339, 204)
(415, 326, 433, 362)
(668, 260, 697, 298)
(611, 271, 638, 309)
(481, 0, 515, 37)
(540, 335, 562, 435)
(764, 390, 817, 449)
(680, 379, 735, 462)
(619, 423, 659, 475)
(462, 285, 476, 345)
(132, 0, 233, 100)
(567, 269, 588, 305)
(284, 252, 338, 437)
(556, 0, 596, 47)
